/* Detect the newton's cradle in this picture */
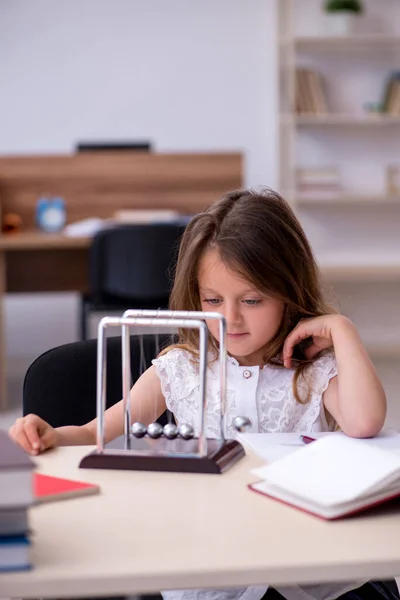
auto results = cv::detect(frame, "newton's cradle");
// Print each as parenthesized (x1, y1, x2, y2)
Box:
(80, 310, 251, 474)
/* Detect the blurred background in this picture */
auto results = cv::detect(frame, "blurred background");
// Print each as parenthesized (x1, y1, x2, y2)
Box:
(0, 0, 399, 428)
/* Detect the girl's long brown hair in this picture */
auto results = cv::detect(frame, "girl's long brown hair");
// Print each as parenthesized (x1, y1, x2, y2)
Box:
(168, 188, 336, 404)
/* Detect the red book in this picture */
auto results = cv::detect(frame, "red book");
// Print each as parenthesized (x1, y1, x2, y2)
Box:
(249, 434, 400, 520)
(34, 473, 100, 503)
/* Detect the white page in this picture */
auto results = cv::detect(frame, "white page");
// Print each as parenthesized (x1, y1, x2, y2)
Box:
(239, 429, 400, 463)
(237, 432, 329, 462)
(252, 435, 400, 507)
(346, 428, 400, 453)
(63, 217, 110, 237)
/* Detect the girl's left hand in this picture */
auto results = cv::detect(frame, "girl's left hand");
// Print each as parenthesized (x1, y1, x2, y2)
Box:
(282, 314, 347, 369)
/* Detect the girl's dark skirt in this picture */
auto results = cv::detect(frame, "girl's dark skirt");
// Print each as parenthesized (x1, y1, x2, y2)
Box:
(263, 581, 400, 600)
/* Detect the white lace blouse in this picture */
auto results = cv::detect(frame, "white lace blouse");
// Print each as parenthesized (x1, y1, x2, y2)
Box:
(152, 348, 338, 438)
(152, 349, 361, 600)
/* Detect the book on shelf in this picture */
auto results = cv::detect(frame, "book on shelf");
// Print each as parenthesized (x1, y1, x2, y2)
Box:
(382, 72, 400, 116)
(249, 434, 400, 520)
(295, 68, 328, 115)
(387, 165, 400, 195)
(296, 167, 342, 196)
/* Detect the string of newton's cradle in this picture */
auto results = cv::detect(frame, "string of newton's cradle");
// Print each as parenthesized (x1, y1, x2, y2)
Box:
(132, 330, 251, 441)
(138, 332, 174, 426)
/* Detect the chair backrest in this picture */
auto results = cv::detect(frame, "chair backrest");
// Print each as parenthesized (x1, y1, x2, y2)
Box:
(23, 335, 171, 428)
(89, 223, 186, 304)
(76, 141, 152, 152)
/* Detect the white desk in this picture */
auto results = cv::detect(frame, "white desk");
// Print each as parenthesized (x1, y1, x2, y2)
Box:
(1, 445, 400, 599)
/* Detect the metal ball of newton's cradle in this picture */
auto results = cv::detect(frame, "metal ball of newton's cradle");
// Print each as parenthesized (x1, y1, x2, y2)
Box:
(131, 422, 147, 438)
(163, 423, 179, 439)
(233, 416, 252, 433)
(178, 423, 195, 440)
(147, 422, 163, 439)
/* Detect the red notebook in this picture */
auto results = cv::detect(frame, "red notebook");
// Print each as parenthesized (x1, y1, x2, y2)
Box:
(249, 434, 400, 520)
(34, 473, 100, 503)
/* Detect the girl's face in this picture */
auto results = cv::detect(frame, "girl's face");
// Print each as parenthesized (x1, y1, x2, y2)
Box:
(198, 248, 284, 366)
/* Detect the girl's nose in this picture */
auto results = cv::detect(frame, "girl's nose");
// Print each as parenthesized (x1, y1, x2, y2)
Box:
(224, 302, 242, 325)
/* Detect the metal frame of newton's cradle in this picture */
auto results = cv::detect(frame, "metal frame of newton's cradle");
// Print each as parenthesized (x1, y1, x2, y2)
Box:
(79, 310, 245, 474)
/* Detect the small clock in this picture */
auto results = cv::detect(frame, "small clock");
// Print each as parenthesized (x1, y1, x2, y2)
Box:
(36, 197, 66, 233)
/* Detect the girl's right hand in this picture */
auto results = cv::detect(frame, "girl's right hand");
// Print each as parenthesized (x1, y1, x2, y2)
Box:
(8, 414, 57, 455)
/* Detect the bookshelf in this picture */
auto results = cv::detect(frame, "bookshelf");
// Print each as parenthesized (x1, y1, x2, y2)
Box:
(278, 0, 400, 425)
(295, 114, 400, 126)
(297, 193, 400, 206)
(293, 34, 400, 53)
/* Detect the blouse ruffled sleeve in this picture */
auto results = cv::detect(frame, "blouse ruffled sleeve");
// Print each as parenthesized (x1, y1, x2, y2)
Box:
(152, 348, 200, 418)
(305, 351, 338, 396)
(296, 351, 338, 432)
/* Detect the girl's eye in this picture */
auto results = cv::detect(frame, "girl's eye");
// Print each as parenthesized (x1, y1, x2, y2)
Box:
(243, 299, 261, 306)
(204, 298, 222, 305)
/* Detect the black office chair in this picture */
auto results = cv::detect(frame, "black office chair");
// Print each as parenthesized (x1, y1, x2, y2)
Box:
(23, 335, 171, 428)
(80, 223, 186, 340)
(75, 141, 152, 153)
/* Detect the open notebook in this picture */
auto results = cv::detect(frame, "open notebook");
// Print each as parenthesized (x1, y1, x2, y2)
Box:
(250, 434, 400, 520)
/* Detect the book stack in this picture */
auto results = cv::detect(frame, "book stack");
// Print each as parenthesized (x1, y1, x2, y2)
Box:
(295, 68, 329, 115)
(0, 429, 34, 572)
(296, 167, 342, 199)
(382, 72, 400, 116)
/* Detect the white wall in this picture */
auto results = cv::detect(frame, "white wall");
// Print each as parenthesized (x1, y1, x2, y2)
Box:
(0, 0, 278, 374)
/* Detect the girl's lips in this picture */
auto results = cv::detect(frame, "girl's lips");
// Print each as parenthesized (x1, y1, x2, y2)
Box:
(227, 333, 248, 338)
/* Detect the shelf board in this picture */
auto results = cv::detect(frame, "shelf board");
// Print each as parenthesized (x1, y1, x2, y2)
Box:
(364, 343, 400, 359)
(321, 265, 400, 281)
(319, 254, 400, 281)
(292, 35, 400, 53)
(296, 194, 400, 206)
(294, 114, 400, 126)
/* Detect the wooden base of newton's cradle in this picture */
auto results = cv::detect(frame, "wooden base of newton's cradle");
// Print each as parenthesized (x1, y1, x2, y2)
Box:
(79, 436, 245, 474)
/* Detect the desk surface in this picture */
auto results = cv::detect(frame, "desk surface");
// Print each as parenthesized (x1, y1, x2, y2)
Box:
(1, 445, 400, 599)
(0, 230, 91, 250)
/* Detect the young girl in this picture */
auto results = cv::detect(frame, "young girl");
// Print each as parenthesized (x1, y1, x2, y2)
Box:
(9, 188, 397, 600)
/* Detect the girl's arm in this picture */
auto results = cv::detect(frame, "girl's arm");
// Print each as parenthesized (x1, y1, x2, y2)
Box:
(79, 365, 167, 445)
(322, 318, 386, 438)
(9, 365, 167, 454)
(283, 315, 386, 438)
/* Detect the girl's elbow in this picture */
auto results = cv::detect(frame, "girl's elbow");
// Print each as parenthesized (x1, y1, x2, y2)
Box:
(343, 412, 386, 439)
